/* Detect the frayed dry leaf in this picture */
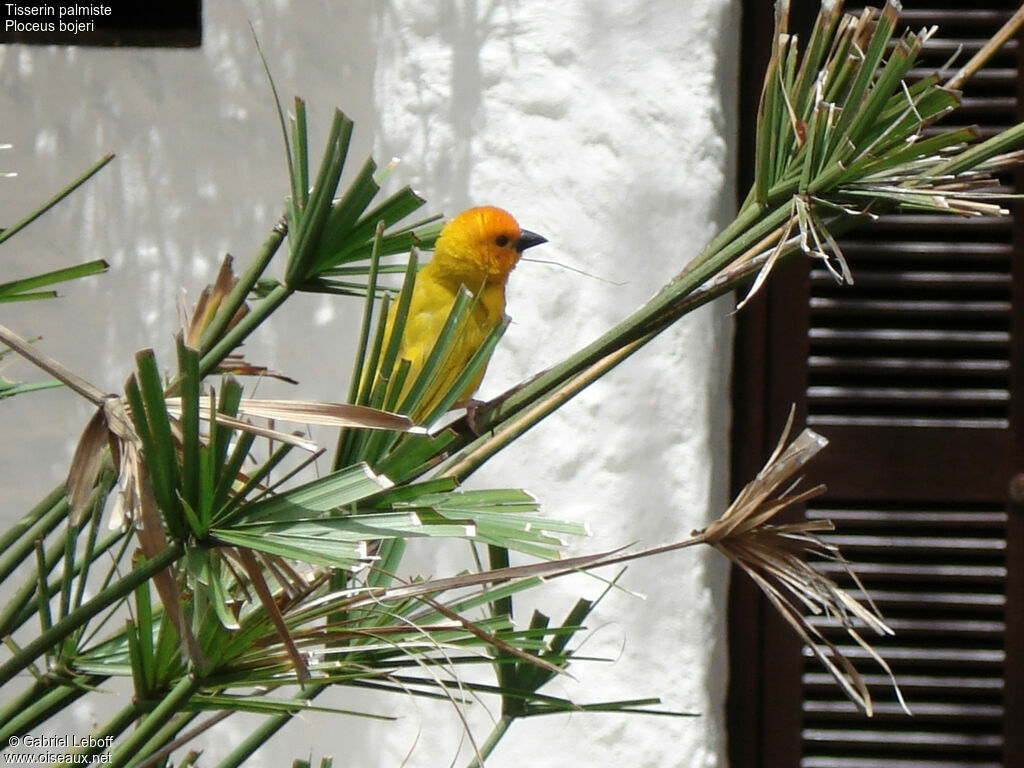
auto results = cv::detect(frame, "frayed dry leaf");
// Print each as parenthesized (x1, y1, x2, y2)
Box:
(694, 410, 908, 716)
(214, 354, 298, 384)
(795, 196, 853, 285)
(232, 397, 422, 432)
(104, 396, 149, 530)
(234, 547, 309, 685)
(191, 409, 321, 452)
(723, 523, 907, 717)
(66, 395, 143, 526)
(181, 256, 295, 382)
(164, 396, 422, 449)
(0, 324, 148, 527)
(182, 255, 247, 348)
(108, 435, 138, 531)
(702, 408, 828, 543)
(735, 195, 853, 313)
(734, 215, 794, 312)
(66, 407, 112, 522)
(979, 148, 1024, 172)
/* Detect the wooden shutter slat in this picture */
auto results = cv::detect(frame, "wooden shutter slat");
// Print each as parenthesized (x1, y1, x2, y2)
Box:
(900, 10, 1016, 22)
(958, 96, 1019, 112)
(836, 243, 1013, 257)
(805, 700, 1004, 719)
(804, 761, 1002, 768)
(814, 280, 1009, 294)
(803, 672, 1003, 691)
(803, 728, 1003, 747)
(810, 356, 1008, 375)
(808, 616, 1006, 636)
(814, 564, 1006, 584)
(808, 509, 1008, 525)
(860, 213, 1008, 230)
(829, 263, 1012, 275)
(921, 37, 1018, 50)
(803, 760, 1002, 768)
(809, 328, 1010, 344)
(908, 66, 1018, 80)
(805, 646, 1004, 665)
(810, 417, 1008, 428)
(813, 297, 1011, 310)
(809, 386, 1007, 403)
(839, 591, 1003, 609)
(819, 532, 1005, 551)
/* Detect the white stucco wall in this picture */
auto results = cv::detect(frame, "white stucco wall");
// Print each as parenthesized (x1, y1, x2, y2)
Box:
(0, 1, 738, 766)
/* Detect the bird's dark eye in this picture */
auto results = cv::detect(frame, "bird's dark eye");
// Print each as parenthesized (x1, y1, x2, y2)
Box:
(494, 234, 510, 247)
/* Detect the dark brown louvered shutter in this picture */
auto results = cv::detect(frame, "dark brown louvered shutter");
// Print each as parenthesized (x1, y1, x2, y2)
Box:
(729, 3, 1024, 768)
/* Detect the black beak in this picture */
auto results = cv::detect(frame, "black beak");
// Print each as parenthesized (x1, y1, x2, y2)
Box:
(517, 229, 547, 252)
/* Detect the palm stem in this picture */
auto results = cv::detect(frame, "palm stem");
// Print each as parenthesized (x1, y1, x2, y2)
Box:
(131, 711, 200, 767)
(195, 224, 287, 356)
(442, 223, 762, 483)
(0, 483, 66, 556)
(0, 680, 50, 740)
(463, 715, 514, 768)
(198, 283, 290, 378)
(0, 529, 123, 638)
(63, 704, 140, 764)
(0, 543, 183, 689)
(106, 675, 200, 768)
(0, 675, 102, 743)
(212, 684, 328, 768)
(486, 545, 519, 717)
(0, 494, 69, 585)
(0, 154, 113, 247)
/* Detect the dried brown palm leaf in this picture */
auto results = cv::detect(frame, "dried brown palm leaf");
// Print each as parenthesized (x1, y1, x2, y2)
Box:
(67, 396, 145, 525)
(233, 546, 310, 684)
(163, 396, 422, 452)
(103, 398, 147, 530)
(180, 255, 295, 383)
(210, 354, 299, 384)
(181, 255, 247, 348)
(66, 407, 115, 522)
(696, 410, 908, 716)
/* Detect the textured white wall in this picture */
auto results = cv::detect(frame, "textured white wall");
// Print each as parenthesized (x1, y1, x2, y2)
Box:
(0, 1, 738, 766)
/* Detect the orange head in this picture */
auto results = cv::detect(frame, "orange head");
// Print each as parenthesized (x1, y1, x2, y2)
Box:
(432, 206, 546, 285)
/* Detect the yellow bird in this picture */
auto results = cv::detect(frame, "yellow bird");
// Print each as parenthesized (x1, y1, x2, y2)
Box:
(375, 205, 546, 421)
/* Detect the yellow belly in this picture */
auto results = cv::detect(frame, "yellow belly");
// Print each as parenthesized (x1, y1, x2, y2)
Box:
(377, 263, 506, 421)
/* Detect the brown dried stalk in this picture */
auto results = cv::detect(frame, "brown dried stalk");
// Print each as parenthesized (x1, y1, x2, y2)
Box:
(698, 410, 908, 716)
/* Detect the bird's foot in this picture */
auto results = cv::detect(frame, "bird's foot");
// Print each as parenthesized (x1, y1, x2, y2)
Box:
(457, 398, 488, 435)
